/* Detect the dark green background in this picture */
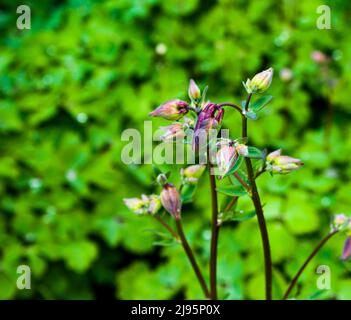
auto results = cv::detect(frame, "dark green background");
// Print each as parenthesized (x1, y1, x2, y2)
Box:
(0, 0, 350, 299)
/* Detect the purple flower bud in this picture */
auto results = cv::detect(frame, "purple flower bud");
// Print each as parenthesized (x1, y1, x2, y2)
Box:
(341, 237, 351, 261)
(188, 79, 201, 101)
(192, 103, 224, 152)
(149, 99, 189, 120)
(160, 183, 181, 219)
(216, 142, 238, 179)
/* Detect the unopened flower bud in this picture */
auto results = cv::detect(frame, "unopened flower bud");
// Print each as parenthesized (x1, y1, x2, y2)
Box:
(160, 183, 181, 219)
(149, 99, 189, 120)
(341, 237, 351, 261)
(156, 173, 167, 186)
(123, 194, 161, 215)
(192, 103, 224, 152)
(159, 123, 186, 142)
(244, 68, 273, 94)
(188, 79, 201, 101)
(235, 143, 249, 157)
(332, 214, 348, 230)
(266, 149, 303, 174)
(216, 142, 238, 179)
(180, 164, 206, 184)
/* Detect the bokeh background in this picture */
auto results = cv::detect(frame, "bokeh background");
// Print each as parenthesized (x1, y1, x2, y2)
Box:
(0, 0, 350, 299)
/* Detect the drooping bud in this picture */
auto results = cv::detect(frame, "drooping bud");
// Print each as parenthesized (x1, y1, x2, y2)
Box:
(266, 149, 303, 174)
(159, 123, 186, 142)
(180, 164, 206, 184)
(243, 68, 273, 94)
(149, 99, 189, 120)
(216, 141, 238, 179)
(160, 183, 181, 219)
(341, 237, 351, 261)
(192, 103, 224, 152)
(123, 194, 161, 215)
(188, 79, 201, 101)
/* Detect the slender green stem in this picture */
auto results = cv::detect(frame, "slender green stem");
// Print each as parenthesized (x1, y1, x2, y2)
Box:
(207, 147, 219, 300)
(283, 230, 339, 300)
(242, 93, 273, 300)
(154, 215, 179, 240)
(175, 219, 211, 299)
(233, 172, 251, 194)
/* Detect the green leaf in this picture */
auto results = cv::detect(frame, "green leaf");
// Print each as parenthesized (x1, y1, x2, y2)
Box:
(181, 184, 196, 203)
(250, 95, 273, 112)
(245, 111, 258, 120)
(247, 146, 264, 159)
(218, 209, 255, 224)
(224, 156, 244, 177)
(216, 185, 247, 197)
(231, 210, 256, 222)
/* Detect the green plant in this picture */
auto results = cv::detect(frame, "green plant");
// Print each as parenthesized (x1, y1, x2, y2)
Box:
(124, 71, 351, 300)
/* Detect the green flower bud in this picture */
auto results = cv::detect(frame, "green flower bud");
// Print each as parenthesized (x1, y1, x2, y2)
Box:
(266, 149, 303, 174)
(123, 194, 161, 215)
(180, 164, 206, 184)
(156, 173, 168, 186)
(244, 68, 273, 94)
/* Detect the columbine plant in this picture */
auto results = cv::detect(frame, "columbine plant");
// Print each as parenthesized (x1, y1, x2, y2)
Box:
(124, 69, 350, 300)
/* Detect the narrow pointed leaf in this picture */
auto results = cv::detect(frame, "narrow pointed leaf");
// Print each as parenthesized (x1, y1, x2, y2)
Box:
(224, 156, 244, 177)
(250, 95, 273, 112)
(216, 185, 247, 197)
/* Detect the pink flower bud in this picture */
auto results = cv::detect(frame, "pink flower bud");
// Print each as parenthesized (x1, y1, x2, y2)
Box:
(279, 68, 293, 82)
(149, 99, 189, 120)
(266, 149, 303, 174)
(188, 79, 201, 101)
(159, 123, 186, 142)
(341, 237, 351, 261)
(333, 214, 348, 228)
(160, 183, 181, 219)
(311, 51, 328, 64)
(216, 142, 238, 179)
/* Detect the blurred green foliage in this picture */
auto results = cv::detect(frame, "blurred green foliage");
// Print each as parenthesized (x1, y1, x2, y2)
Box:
(0, 0, 350, 299)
